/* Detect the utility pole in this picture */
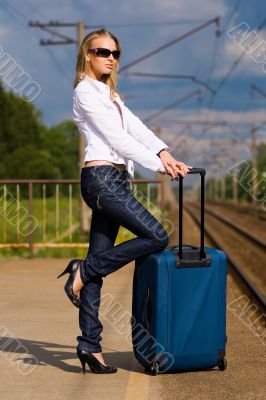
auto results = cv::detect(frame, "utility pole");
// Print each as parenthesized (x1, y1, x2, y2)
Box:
(213, 164, 219, 202)
(218, 156, 227, 201)
(251, 124, 258, 204)
(231, 139, 238, 203)
(209, 141, 225, 201)
(29, 20, 89, 234)
(209, 155, 219, 202)
(155, 124, 163, 210)
(76, 21, 89, 234)
(210, 139, 240, 203)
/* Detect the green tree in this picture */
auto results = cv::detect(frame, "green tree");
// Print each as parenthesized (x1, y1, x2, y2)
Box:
(43, 120, 79, 179)
(256, 143, 266, 203)
(0, 80, 79, 180)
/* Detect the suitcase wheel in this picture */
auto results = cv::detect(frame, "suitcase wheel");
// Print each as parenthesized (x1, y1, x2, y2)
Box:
(218, 357, 227, 371)
(150, 362, 160, 376)
(145, 361, 160, 375)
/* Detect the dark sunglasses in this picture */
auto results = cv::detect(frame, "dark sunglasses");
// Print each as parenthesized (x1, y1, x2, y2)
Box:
(88, 48, 121, 60)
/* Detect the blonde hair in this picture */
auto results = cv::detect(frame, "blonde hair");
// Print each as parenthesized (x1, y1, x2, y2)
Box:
(73, 28, 121, 101)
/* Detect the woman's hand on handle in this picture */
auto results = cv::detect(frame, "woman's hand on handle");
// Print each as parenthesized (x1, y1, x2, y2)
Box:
(158, 150, 192, 179)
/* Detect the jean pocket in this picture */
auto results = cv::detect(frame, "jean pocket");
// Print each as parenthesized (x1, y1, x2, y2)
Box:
(81, 177, 107, 195)
(81, 182, 108, 210)
(86, 185, 106, 195)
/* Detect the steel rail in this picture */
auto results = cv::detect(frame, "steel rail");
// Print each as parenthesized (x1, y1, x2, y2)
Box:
(184, 205, 266, 312)
(188, 203, 266, 251)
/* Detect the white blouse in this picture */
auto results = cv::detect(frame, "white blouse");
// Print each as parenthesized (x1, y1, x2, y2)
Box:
(72, 75, 170, 180)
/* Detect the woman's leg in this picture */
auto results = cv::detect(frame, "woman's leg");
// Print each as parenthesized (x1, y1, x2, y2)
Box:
(79, 166, 169, 285)
(77, 208, 120, 355)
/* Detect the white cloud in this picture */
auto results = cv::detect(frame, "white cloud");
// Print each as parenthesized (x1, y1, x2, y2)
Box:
(0, 0, 265, 131)
(138, 106, 266, 126)
(212, 26, 266, 78)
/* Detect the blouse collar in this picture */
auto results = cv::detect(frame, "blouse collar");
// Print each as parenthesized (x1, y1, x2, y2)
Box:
(83, 75, 121, 102)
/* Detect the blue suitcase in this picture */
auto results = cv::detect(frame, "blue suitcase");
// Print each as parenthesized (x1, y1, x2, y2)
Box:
(131, 168, 227, 375)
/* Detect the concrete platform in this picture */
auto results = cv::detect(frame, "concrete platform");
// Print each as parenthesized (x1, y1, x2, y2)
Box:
(0, 257, 265, 400)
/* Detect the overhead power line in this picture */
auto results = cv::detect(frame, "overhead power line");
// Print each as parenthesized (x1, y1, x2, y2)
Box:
(27, 18, 210, 31)
(44, 46, 73, 80)
(221, 0, 242, 34)
(119, 17, 220, 73)
(198, 17, 266, 139)
(29, 19, 89, 233)
(159, 120, 228, 126)
(0, 1, 28, 28)
(251, 84, 266, 99)
(213, 18, 266, 95)
(87, 19, 212, 29)
(130, 72, 216, 94)
(143, 89, 201, 123)
(2, 0, 29, 22)
(24, 0, 50, 20)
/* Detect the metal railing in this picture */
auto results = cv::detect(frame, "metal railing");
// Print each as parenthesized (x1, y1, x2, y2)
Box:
(0, 178, 164, 258)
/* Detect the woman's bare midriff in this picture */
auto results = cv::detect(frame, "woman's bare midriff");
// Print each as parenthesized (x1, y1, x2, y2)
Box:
(84, 160, 126, 172)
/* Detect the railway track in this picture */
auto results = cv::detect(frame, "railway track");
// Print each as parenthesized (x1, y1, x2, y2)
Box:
(193, 203, 266, 250)
(207, 200, 266, 221)
(184, 203, 266, 313)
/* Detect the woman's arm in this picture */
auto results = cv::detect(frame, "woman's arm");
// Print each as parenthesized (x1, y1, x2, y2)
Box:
(122, 104, 192, 178)
(122, 104, 171, 155)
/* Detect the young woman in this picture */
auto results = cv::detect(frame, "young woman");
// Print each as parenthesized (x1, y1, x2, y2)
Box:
(57, 28, 191, 374)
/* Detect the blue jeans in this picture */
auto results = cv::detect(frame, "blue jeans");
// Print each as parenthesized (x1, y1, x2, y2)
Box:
(77, 165, 169, 353)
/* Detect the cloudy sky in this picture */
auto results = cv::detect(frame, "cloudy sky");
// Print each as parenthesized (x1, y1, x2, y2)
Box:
(1, 0, 266, 177)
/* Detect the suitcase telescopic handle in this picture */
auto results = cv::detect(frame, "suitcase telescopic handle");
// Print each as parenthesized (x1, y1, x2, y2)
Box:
(187, 167, 206, 175)
(177, 167, 206, 260)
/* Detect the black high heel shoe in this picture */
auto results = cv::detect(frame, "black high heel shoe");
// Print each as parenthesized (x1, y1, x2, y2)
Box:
(77, 350, 118, 374)
(57, 259, 83, 308)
